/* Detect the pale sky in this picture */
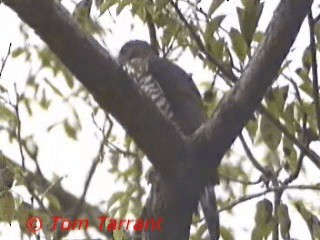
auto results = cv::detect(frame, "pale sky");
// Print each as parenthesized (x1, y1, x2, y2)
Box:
(0, 0, 319, 239)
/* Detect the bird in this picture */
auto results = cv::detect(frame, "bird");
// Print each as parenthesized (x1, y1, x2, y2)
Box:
(118, 40, 220, 240)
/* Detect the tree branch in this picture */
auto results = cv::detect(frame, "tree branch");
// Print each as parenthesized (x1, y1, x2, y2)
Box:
(3, 154, 113, 238)
(192, 0, 314, 177)
(308, 10, 320, 136)
(2, 0, 187, 177)
(2, 0, 315, 239)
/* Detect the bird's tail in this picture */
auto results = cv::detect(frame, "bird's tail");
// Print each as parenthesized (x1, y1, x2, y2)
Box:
(200, 185, 220, 240)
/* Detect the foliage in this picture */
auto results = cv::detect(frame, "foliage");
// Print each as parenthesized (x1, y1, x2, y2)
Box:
(0, 0, 320, 239)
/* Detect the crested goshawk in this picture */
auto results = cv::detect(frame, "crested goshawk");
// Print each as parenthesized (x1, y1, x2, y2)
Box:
(119, 40, 219, 240)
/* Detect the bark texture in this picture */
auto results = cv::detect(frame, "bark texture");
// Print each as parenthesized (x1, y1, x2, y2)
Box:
(2, 0, 314, 238)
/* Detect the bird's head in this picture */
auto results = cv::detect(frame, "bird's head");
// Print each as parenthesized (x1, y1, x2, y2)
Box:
(118, 40, 157, 65)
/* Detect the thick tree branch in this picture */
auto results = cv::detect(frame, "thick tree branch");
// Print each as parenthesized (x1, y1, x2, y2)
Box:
(2, 1, 196, 239)
(2, 0, 315, 239)
(192, 0, 314, 176)
(2, 0, 186, 177)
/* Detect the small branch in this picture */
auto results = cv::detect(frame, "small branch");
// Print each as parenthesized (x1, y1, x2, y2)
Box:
(40, 175, 66, 200)
(259, 106, 320, 168)
(239, 133, 271, 177)
(308, 10, 320, 136)
(11, 84, 51, 216)
(271, 172, 281, 240)
(71, 156, 100, 218)
(283, 73, 303, 106)
(219, 184, 320, 212)
(71, 117, 112, 220)
(145, 0, 159, 55)
(169, 0, 237, 82)
(0, 43, 11, 79)
(283, 114, 308, 185)
(24, 180, 52, 216)
(13, 84, 25, 169)
(219, 173, 262, 185)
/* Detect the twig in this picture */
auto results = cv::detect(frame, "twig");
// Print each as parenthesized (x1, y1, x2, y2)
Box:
(219, 184, 320, 212)
(283, 114, 308, 185)
(145, 0, 159, 55)
(169, 0, 237, 82)
(11, 84, 51, 215)
(239, 133, 271, 177)
(72, 156, 100, 218)
(71, 115, 113, 221)
(271, 170, 281, 240)
(103, 113, 140, 158)
(0, 43, 11, 79)
(13, 84, 25, 169)
(219, 173, 262, 185)
(259, 106, 320, 168)
(40, 175, 65, 201)
(308, 11, 320, 136)
(282, 73, 303, 106)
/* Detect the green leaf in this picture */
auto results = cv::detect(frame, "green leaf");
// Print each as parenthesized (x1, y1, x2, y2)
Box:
(113, 229, 125, 240)
(0, 190, 15, 224)
(237, 1, 263, 47)
(301, 102, 318, 134)
(155, 0, 169, 8)
(23, 98, 33, 116)
(281, 102, 296, 134)
(46, 194, 61, 211)
(209, 38, 225, 63)
(208, 0, 224, 16)
(295, 67, 310, 82)
(107, 192, 124, 211)
(38, 48, 52, 68)
(254, 199, 273, 224)
(0, 84, 6, 93)
(245, 119, 258, 143)
(204, 15, 226, 47)
(39, 89, 51, 110)
(299, 82, 313, 98)
(277, 203, 291, 240)
(24, 136, 39, 160)
(99, 0, 117, 16)
(116, 0, 130, 15)
(230, 28, 248, 62)
(282, 136, 297, 172)
(17, 202, 34, 235)
(62, 68, 74, 89)
(119, 198, 129, 219)
(192, 222, 207, 239)
(260, 114, 282, 151)
(220, 226, 234, 240)
(0, 102, 17, 125)
(266, 86, 289, 117)
(294, 201, 313, 221)
(302, 47, 312, 71)
(44, 78, 63, 97)
(294, 202, 316, 238)
(0, 166, 14, 191)
(63, 120, 78, 140)
(253, 31, 264, 43)
(11, 47, 25, 58)
(251, 226, 263, 240)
